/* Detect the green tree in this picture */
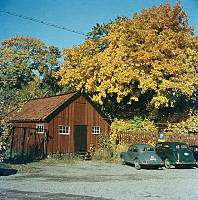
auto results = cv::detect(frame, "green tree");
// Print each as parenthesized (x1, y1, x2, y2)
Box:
(0, 36, 65, 116)
(0, 36, 61, 89)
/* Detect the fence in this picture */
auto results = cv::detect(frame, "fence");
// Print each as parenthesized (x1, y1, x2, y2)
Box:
(116, 131, 198, 146)
(165, 132, 198, 146)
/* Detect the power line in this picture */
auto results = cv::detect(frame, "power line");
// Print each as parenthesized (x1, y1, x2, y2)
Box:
(0, 9, 87, 36)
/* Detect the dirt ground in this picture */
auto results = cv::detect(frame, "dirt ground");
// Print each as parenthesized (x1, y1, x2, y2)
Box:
(0, 161, 198, 200)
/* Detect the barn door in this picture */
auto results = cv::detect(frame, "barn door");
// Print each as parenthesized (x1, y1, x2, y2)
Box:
(74, 125, 87, 153)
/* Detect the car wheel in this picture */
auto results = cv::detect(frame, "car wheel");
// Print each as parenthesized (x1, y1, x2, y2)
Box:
(134, 159, 141, 170)
(121, 157, 126, 165)
(164, 158, 172, 169)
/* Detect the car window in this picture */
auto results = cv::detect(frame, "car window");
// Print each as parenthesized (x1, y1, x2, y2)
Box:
(194, 148, 198, 152)
(156, 144, 162, 149)
(128, 146, 133, 151)
(189, 147, 198, 152)
(163, 144, 170, 149)
(175, 144, 188, 149)
(143, 147, 154, 151)
(133, 147, 138, 152)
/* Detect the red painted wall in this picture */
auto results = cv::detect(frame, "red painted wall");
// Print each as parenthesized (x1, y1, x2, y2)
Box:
(12, 95, 110, 155)
(47, 96, 110, 154)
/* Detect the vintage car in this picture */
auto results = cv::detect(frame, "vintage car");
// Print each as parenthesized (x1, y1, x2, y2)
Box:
(189, 145, 198, 167)
(155, 142, 195, 169)
(120, 144, 164, 170)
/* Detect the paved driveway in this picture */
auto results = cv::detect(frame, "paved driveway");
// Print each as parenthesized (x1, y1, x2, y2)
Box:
(0, 161, 198, 200)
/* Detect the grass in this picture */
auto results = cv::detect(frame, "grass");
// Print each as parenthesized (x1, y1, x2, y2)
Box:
(40, 158, 78, 164)
(91, 144, 129, 163)
(40, 153, 83, 165)
(0, 162, 40, 173)
(10, 164, 40, 173)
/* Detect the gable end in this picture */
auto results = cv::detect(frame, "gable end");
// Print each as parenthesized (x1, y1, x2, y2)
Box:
(44, 92, 81, 122)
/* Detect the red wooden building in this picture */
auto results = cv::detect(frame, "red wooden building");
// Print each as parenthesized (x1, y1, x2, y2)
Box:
(6, 92, 110, 156)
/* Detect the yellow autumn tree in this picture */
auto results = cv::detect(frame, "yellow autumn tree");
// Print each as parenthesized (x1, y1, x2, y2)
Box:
(57, 3, 198, 108)
(165, 112, 198, 135)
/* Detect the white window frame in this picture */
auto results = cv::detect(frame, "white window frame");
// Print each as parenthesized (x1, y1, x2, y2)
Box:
(92, 126, 100, 134)
(36, 124, 44, 134)
(58, 125, 70, 135)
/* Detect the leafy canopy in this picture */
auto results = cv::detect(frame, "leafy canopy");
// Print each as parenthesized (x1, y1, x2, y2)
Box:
(57, 3, 198, 110)
(0, 36, 65, 116)
(0, 36, 61, 89)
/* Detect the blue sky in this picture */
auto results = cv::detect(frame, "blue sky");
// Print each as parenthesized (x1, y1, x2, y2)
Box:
(1, 0, 198, 50)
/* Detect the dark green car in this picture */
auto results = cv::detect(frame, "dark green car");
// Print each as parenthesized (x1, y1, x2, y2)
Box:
(155, 142, 195, 169)
(120, 144, 164, 170)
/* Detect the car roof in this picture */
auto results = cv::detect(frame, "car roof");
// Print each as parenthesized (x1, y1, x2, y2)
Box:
(190, 145, 198, 148)
(156, 142, 188, 146)
(132, 144, 154, 148)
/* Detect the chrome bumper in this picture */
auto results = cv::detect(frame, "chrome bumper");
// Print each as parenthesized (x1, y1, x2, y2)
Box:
(175, 161, 195, 165)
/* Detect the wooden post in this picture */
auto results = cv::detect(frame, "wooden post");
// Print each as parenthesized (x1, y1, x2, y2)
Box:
(21, 127, 27, 157)
(9, 127, 15, 160)
(43, 130, 49, 158)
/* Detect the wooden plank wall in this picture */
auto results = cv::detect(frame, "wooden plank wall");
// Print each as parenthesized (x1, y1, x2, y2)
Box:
(12, 122, 47, 156)
(47, 96, 110, 154)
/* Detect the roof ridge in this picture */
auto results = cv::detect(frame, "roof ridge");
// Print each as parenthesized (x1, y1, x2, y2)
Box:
(29, 91, 78, 101)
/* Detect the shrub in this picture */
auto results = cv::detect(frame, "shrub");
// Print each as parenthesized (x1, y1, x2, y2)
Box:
(0, 120, 13, 162)
(91, 132, 129, 162)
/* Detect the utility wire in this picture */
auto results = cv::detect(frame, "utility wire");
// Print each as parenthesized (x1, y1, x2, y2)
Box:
(0, 9, 87, 36)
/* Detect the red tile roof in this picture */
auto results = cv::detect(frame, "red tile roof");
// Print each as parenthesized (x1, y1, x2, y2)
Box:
(6, 92, 77, 122)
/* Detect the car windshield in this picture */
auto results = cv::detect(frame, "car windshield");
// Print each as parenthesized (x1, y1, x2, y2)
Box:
(175, 144, 188, 149)
(143, 147, 154, 151)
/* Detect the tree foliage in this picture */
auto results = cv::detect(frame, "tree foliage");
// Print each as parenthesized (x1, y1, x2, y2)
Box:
(164, 111, 198, 135)
(0, 36, 61, 89)
(0, 36, 66, 116)
(86, 16, 128, 40)
(57, 3, 198, 117)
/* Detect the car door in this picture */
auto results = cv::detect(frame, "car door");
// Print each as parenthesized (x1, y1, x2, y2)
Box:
(127, 145, 135, 164)
(131, 146, 138, 164)
(155, 143, 164, 159)
(163, 144, 172, 161)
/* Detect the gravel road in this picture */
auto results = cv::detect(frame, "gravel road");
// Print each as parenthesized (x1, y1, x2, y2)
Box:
(0, 161, 198, 200)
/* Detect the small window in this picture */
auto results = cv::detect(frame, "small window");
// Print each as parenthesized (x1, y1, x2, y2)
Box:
(59, 125, 70, 135)
(92, 126, 100, 134)
(36, 124, 44, 134)
(143, 147, 154, 151)
(175, 144, 188, 149)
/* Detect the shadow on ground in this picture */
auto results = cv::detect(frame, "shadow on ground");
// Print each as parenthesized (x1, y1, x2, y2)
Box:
(0, 168, 17, 176)
(0, 189, 113, 200)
